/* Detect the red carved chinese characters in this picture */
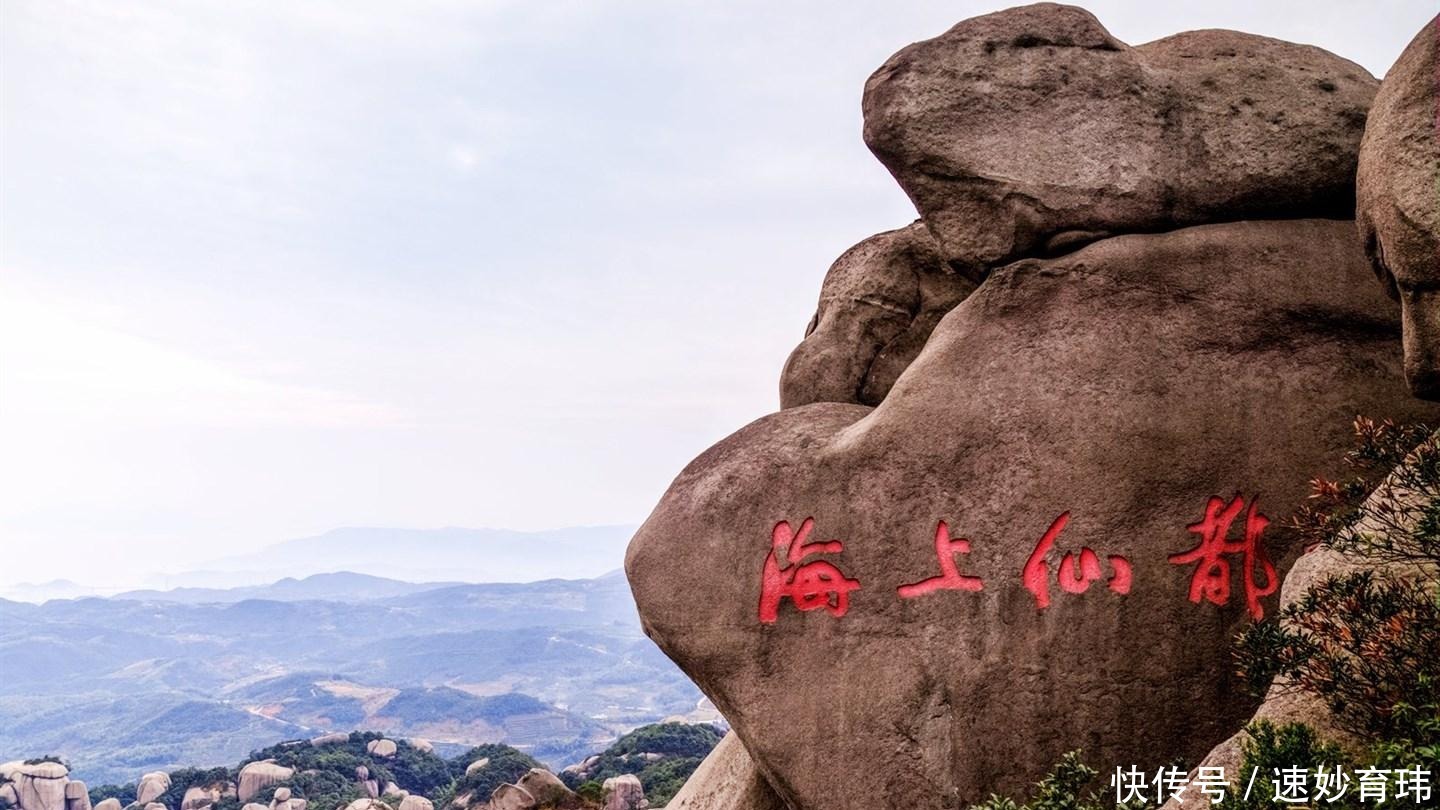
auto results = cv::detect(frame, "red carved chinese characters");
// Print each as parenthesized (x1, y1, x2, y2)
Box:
(758, 518, 862, 624)
(1021, 513, 1132, 609)
(897, 520, 985, 598)
(1168, 494, 1277, 620)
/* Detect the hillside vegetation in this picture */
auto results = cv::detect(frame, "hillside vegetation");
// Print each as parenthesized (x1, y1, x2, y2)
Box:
(13, 723, 725, 810)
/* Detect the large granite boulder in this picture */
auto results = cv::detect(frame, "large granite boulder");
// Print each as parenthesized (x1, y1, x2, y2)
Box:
(513, 771, 573, 808)
(1357, 15, 1440, 399)
(628, 219, 1439, 809)
(781, 222, 976, 408)
(237, 763, 292, 804)
(486, 785, 533, 810)
(599, 776, 644, 810)
(461, 760, 489, 779)
(63, 782, 90, 810)
(13, 763, 69, 810)
(664, 734, 785, 810)
(863, 3, 1376, 276)
(135, 775, 169, 807)
(93, 800, 121, 810)
(365, 740, 397, 759)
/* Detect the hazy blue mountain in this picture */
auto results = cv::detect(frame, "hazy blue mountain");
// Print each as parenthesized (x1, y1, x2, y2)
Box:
(0, 569, 705, 786)
(114, 572, 466, 604)
(2, 580, 108, 602)
(201, 525, 638, 584)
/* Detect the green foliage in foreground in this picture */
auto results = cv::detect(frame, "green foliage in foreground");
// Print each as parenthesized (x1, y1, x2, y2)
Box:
(1215, 722, 1350, 810)
(969, 751, 1153, 810)
(978, 422, 1440, 810)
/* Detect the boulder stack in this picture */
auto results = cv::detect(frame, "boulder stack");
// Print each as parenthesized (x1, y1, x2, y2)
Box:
(513, 771, 573, 808)
(12, 763, 69, 810)
(484, 785, 533, 810)
(626, 4, 1440, 810)
(600, 776, 644, 810)
(236, 762, 293, 804)
(863, 3, 1375, 277)
(135, 775, 169, 807)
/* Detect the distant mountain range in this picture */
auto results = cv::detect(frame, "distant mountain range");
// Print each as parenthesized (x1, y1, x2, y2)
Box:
(113, 571, 469, 604)
(202, 525, 639, 585)
(2, 525, 641, 602)
(0, 567, 711, 786)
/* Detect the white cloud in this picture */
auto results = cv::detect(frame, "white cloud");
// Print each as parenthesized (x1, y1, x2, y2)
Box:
(0, 277, 406, 431)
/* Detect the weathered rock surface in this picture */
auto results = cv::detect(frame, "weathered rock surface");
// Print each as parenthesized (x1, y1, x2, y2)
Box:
(93, 800, 122, 810)
(485, 784, 534, 810)
(63, 782, 90, 810)
(135, 775, 170, 807)
(14, 762, 69, 810)
(600, 776, 644, 810)
(237, 763, 293, 804)
(179, 789, 212, 810)
(365, 740, 397, 759)
(407, 739, 433, 754)
(628, 219, 1439, 809)
(395, 798, 431, 810)
(310, 733, 348, 747)
(863, 3, 1376, 276)
(1357, 15, 1440, 399)
(1162, 431, 1439, 810)
(558, 758, 595, 780)
(513, 771, 572, 808)
(462, 760, 489, 779)
(664, 734, 785, 810)
(781, 222, 976, 408)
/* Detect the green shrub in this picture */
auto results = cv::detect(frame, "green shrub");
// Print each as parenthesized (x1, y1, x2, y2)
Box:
(447, 743, 542, 801)
(1216, 722, 1353, 810)
(157, 767, 233, 810)
(555, 722, 721, 805)
(88, 784, 137, 807)
(969, 750, 1153, 810)
(1235, 419, 1439, 751)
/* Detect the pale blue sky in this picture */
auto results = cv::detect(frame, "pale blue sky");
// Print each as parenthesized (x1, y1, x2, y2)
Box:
(2, 0, 1433, 587)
